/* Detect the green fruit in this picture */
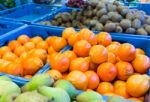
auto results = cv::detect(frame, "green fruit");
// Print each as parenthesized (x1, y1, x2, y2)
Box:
(0, 76, 12, 81)
(107, 96, 128, 102)
(38, 86, 70, 102)
(54, 80, 83, 99)
(22, 74, 54, 92)
(0, 80, 21, 96)
(0, 92, 19, 102)
(14, 91, 49, 102)
(76, 91, 104, 102)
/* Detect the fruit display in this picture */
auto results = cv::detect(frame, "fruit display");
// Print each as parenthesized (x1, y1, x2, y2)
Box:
(0, 27, 149, 102)
(0, 35, 67, 77)
(39, 0, 150, 36)
(45, 28, 150, 101)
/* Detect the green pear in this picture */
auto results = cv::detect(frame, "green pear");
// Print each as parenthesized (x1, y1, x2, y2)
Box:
(14, 91, 49, 102)
(0, 76, 12, 81)
(0, 92, 20, 102)
(76, 91, 104, 102)
(54, 79, 83, 99)
(107, 96, 128, 102)
(22, 74, 54, 92)
(0, 80, 21, 96)
(38, 86, 71, 102)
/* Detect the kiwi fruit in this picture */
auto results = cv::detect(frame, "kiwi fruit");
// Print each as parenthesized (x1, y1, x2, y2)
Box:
(104, 23, 116, 32)
(132, 19, 141, 29)
(145, 17, 150, 25)
(144, 25, 150, 34)
(126, 13, 135, 20)
(96, 8, 107, 17)
(107, 4, 116, 12)
(120, 19, 131, 30)
(125, 28, 136, 34)
(120, 9, 129, 16)
(95, 23, 104, 31)
(99, 15, 109, 24)
(111, 14, 122, 22)
(115, 26, 123, 33)
(89, 20, 98, 26)
(136, 28, 148, 35)
(135, 13, 145, 22)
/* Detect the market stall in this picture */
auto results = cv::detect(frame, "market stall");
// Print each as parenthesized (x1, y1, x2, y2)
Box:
(0, 0, 149, 102)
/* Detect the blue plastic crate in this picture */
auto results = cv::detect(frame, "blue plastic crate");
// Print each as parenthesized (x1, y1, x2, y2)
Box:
(0, 25, 69, 86)
(124, 2, 150, 15)
(0, 3, 62, 24)
(33, 7, 150, 39)
(0, 19, 25, 36)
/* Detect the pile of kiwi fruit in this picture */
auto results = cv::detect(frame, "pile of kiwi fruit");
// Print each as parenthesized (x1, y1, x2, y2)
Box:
(39, 0, 150, 35)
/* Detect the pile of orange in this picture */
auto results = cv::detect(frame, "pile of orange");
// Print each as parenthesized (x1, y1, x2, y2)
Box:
(47, 27, 150, 101)
(0, 34, 67, 78)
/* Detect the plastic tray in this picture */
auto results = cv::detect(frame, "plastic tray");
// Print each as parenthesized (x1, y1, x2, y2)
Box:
(0, 3, 61, 24)
(33, 7, 150, 39)
(0, 25, 69, 86)
(0, 19, 25, 36)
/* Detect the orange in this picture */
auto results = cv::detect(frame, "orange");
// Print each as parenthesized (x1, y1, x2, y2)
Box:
(136, 48, 145, 55)
(62, 27, 76, 40)
(68, 33, 80, 46)
(73, 40, 91, 57)
(24, 42, 35, 50)
(36, 41, 48, 50)
(24, 75, 32, 78)
(0, 46, 11, 56)
(48, 46, 56, 55)
(106, 44, 120, 55)
(132, 55, 150, 74)
(114, 80, 130, 98)
(47, 69, 63, 81)
(69, 57, 89, 72)
(66, 70, 88, 90)
(111, 41, 121, 46)
(14, 46, 27, 56)
(96, 82, 114, 94)
(85, 71, 100, 90)
(46, 36, 57, 46)
(28, 49, 47, 63)
(0, 60, 11, 73)
(51, 37, 67, 52)
(89, 61, 99, 72)
(6, 62, 23, 76)
(96, 32, 112, 46)
(79, 28, 97, 45)
(97, 62, 117, 82)
(20, 52, 28, 61)
(23, 57, 43, 75)
(30, 36, 43, 44)
(128, 98, 143, 102)
(108, 52, 116, 64)
(2, 52, 18, 61)
(63, 50, 77, 61)
(89, 45, 108, 64)
(117, 43, 136, 62)
(8, 40, 21, 51)
(17, 35, 30, 44)
(115, 61, 134, 81)
(126, 74, 150, 97)
(48, 53, 70, 73)
(114, 80, 126, 88)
